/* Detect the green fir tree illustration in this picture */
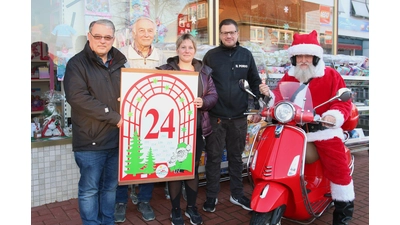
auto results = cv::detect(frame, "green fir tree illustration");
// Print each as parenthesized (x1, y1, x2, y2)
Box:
(143, 147, 156, 174)
(125, 131, 145, 175)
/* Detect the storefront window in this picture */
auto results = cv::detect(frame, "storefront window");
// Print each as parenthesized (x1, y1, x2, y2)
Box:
(218, 0, 334, 52)
(31, 0, 367, 73)
(31, 0, 212, 130)
(31, 0, 211, 61)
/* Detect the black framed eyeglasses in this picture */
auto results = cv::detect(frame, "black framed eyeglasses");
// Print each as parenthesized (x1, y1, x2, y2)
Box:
(220, 31, 237, 36)
(89, 32, 114, 41)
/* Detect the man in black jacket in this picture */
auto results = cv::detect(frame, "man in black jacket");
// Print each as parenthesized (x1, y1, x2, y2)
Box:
(64, 19, 127, 225)
(202, 18, 262, 213)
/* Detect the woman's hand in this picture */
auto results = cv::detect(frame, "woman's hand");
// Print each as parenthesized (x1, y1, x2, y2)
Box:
(194, 97, 203, 108)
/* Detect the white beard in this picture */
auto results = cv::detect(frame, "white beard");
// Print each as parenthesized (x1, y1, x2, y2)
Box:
(293, 63, 317, 83)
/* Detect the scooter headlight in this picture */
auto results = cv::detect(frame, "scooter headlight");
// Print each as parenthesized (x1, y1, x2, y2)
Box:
(274, 102, 295, 123)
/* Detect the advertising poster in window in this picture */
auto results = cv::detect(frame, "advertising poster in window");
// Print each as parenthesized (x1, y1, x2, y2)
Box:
(130, 0, 150, 25)
(119, 68, 199, 185)
(320, 5, 331, 25)
(85, 0, 112, 17)
(177, 14, 191, 35)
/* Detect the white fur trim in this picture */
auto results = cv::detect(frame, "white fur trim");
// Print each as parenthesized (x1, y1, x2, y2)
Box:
(288, 43, 323, 59)
(331, 180, 355, 201)
(306, 128, 345, 142)
(314, 60, 325, 76)
(322, 109, 345, 128)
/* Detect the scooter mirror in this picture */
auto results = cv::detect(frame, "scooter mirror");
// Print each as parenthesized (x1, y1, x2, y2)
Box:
(314, 87, 353, 110)
(239, 79, 267, 107)
(238, 79, 256, 98)
(337, 88, 353, 102)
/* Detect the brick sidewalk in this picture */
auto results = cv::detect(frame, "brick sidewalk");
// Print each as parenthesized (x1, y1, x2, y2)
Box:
(31, 151, 369, 225)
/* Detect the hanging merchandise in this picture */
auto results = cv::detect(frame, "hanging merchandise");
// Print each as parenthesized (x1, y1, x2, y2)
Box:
(177, 14, 191, 35)
(41, 91, 65, 137)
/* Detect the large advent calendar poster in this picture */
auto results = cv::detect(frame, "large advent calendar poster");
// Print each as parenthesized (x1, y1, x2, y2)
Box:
(119, 68, 199, 185)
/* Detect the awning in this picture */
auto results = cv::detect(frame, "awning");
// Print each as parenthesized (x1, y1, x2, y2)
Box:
(338, 43, 362, 50)
(351, 1, 369, 18)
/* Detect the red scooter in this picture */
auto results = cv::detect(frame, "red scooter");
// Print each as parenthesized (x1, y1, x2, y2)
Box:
(239, 80, 356, 225)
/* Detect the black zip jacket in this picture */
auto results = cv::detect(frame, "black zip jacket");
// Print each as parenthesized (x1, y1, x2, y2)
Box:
(203, 42, 261, 119)
(64, 41, 127, 151)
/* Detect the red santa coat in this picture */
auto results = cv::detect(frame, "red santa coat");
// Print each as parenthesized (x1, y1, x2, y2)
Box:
(276, 30, 355, 201)
(270, 67, 352, 142)
(269, 67, 355, 199)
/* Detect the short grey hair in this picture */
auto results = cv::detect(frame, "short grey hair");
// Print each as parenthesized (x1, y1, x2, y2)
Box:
(89, 19, 116, 34)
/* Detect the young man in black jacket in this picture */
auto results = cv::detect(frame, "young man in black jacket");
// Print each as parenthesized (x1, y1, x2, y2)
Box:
(202, 18, 262, 213)
(64, 19, 126, 225)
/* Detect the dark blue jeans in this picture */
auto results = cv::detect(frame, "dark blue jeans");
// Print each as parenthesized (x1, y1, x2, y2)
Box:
(74, 148, 118, 225)
(116, 183, 154, 203)
(204, 116, 247, 198)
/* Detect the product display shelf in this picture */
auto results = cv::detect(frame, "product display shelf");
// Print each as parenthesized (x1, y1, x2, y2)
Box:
(268, 73, 369, 81)
(268, 73, 369, 108)
(31, 58, 68, 143)
(269, 73, 369, 152)
(31, 60, 52, 120)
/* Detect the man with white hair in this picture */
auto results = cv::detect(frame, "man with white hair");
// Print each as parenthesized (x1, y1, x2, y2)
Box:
(114, 16, 165, 223)
(259, 30, 354, 225)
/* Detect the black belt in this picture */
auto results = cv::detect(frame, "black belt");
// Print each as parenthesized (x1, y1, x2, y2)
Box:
(301, 123, 327, 133)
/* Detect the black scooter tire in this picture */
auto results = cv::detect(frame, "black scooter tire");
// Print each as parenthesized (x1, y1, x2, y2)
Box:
(249, 211, 273, 225)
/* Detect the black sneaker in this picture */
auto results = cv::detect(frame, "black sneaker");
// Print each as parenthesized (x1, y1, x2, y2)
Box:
(202, 197, 218, 212)
(170, 208, 184, 225)
(114, 203, 126, 223)
(185, 206, 203, 225)
(229, 195, 252, 211)
(137, 202, 155, 221)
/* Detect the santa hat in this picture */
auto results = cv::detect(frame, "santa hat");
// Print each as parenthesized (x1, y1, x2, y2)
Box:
(288, 30, 326, 76)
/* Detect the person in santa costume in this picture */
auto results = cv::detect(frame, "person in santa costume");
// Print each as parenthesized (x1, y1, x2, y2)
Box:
(259, 30, 354, 225)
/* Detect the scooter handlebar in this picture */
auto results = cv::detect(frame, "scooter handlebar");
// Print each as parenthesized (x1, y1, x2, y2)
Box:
(244, 108, 271, 118)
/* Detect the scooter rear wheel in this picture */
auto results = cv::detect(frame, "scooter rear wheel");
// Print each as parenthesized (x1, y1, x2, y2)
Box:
(249, 211, 275, 225)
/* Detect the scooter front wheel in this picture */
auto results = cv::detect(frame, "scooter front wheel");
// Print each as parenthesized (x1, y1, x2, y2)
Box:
(250, 211, 278, 225)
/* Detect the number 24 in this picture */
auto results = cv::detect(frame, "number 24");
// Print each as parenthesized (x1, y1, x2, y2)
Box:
(145, 109, 176, 139)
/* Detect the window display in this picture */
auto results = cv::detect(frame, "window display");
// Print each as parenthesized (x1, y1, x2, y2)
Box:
(30, 0, 368, 142)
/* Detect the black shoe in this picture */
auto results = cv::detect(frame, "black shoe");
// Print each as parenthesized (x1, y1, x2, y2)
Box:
(333, 200, 354, 225)
(114, 203, 127, 223)
(230, 195, 252, 211)
(170, 208, 184, 225)
(185, 206, 203, 224)
(202, 197, 218, 212)
(137, 202, 155, 221)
